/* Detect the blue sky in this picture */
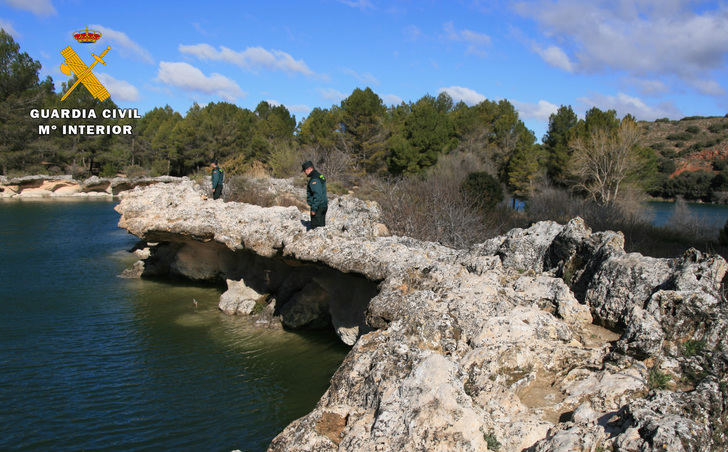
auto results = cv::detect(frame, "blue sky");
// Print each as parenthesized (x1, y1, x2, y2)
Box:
(2, 0, 727, 140)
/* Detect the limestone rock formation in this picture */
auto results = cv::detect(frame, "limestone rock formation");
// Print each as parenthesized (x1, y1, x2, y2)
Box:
(219, 279, 264, 315)
(0, 174, 183, 198)
(116, 180, 728, 451)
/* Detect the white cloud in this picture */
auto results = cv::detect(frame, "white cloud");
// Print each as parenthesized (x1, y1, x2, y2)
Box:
(629, 78, 669, 96)
(690, 79, 726, 97)
(179, 43, 314, 76)
(337, 0, 374, 10)
(95, 73, 139, 101)
(514, 0, 728, 96)
(534, 45, 574, 72)
(511, 99, 559, 121)
(90, 25, 154, 64)
(3, 0, 55, 16)
(265, 100, 311, 115)
(443, 21, 491, 56)
(403, 25, 422, 42)
(286, 104, 312, 115)
(157, 61, 245, 101)
(0, 18, 18, 37)
(318, 88, 347, 102)
(578, 92, 682, 121)
(191, 22, 209, 36)
(342, 68, 378, 85)
(437, 86, 486, 105)
(382, 94, 403, 105)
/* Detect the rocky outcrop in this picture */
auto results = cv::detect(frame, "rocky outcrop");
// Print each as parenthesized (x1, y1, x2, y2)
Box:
(0, 174, 183, 198)
(116, 180, 728, 451)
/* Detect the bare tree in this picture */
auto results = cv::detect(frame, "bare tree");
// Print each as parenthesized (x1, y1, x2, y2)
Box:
(569, 119, 642, 205)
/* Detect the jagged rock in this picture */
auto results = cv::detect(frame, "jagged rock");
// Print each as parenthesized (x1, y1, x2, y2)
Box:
(219, 279, 264, 315)
(472, 220, 564, 272)
(133, 247, 151, 260)
(612, 378, 723, 451)
(119, 260, 145, 278)
(113, 180, 728, 451)
(510, 275, 592, 325)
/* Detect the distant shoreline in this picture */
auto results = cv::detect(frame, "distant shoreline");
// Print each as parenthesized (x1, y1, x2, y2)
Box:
(0, 175, 186, 200)
(647, 195, 728, 206)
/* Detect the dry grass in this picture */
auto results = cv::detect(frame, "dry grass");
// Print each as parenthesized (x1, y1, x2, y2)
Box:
(224, 175, 307, 210)
(361, 152, 525, 248)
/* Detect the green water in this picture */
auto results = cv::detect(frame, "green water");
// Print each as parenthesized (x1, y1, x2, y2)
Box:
(0, 199, 348, 451)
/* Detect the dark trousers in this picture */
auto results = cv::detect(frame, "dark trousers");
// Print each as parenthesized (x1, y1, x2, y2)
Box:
(213, 184, 223, 200)
(311, 205, 328, 229)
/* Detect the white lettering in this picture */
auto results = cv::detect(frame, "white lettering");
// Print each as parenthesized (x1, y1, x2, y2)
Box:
(102, 108, 142, 119)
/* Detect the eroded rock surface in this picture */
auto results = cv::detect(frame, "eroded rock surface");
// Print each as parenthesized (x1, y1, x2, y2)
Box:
(116, 181, 728, 451)
(0, 174, 183, 198)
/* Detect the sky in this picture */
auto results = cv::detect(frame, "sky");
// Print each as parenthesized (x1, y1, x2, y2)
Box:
(1, 0, 727, 140)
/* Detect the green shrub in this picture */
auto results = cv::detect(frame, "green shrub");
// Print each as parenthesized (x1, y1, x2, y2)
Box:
(251, 294, 270, 314)
(461, 171, 503, 211)
(483, 431, 501, 451)
(100, 162, 117, 178)
(268, 143, 300, 178)
(658, 158, 676, 174)
(150, 160, 169, 177)
(124, 165, 147, 178)
(682, 340, 707, 357)
(661, 148, 677, 159)
(655, 117, 671, 123)
(327, 180, 349, 195)
(666, 132, 691, 141)
(648, 367, 672, 390)
(685, 125, 700, 134)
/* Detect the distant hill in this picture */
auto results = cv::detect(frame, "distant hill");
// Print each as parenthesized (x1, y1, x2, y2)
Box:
(640, 115, 728, 177)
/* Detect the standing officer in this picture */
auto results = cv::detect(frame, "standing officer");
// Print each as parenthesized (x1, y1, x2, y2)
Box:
(302, 161, 328, 229)
(211, 160, 224, 200)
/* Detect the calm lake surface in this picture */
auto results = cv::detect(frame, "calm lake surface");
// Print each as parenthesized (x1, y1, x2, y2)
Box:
(0, 200, 348, 451)
(647, 201, 728, 228)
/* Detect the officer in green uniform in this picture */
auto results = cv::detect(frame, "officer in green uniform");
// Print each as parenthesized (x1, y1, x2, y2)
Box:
(302, 161, 328, 229)
(211, 160, 224, 200)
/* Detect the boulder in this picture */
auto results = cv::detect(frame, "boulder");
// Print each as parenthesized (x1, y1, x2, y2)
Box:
(219, 279, 265, 315)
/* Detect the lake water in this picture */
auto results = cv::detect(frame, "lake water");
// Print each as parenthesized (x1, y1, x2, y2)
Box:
(647, 201, 728, 228)
(0, 200, 348, 451)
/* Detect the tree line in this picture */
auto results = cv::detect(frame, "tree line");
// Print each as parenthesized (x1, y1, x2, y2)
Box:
(2, 28, 724, 206)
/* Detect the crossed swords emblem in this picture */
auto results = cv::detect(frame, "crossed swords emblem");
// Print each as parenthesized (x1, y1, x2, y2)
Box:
(60, 46, 112, 101)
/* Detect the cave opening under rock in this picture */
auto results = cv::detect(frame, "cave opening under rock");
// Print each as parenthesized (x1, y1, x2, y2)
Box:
(134, 238, 382, 345)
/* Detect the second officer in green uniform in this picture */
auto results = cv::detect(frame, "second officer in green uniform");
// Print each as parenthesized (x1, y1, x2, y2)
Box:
(302, 160, 327, 229)
(211, 160, 224, 200)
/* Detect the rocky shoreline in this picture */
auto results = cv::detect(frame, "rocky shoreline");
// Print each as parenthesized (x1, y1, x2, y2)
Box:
(0, 174, 184, 199)
(116, 179, 728, 451)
